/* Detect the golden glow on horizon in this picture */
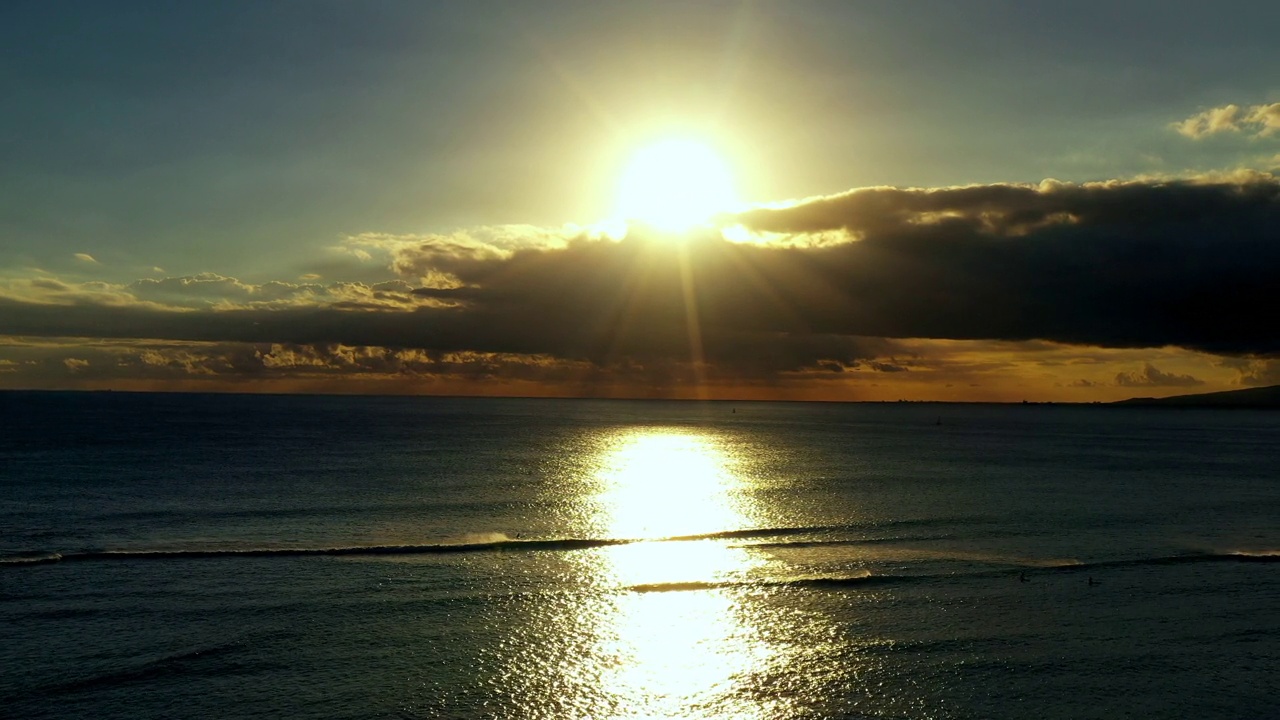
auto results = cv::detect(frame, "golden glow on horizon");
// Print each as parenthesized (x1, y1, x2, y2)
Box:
(614, 138, 739, 233)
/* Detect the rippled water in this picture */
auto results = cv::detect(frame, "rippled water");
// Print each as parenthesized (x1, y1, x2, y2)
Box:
(2, 392, 1278, 718)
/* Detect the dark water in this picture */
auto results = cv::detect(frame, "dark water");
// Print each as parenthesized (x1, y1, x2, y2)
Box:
(2, 392, 1278, 719)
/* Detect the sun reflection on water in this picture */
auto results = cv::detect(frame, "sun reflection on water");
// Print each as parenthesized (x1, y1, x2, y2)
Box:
(599, 588, 770, 719)
(582, 429, 775, 718)
(594, 431, 751, 541)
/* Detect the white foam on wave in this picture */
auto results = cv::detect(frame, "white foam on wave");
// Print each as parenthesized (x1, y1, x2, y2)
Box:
(0, 552, 62, 565)
(454, 532, 514, 546)
(1229, 548, 1280, 557)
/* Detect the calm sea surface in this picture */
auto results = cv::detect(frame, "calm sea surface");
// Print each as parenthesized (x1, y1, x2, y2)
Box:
(1, 392, 1277, 719)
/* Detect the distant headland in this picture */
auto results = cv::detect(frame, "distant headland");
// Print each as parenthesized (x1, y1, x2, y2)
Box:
(1114, 384, 1280, 408)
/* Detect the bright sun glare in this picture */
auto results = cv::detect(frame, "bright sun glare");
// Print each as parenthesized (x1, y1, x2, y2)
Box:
(615, 138, 739, 233)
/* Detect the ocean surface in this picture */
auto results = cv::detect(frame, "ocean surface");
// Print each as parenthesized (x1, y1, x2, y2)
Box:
(2, 392, 1277, 719)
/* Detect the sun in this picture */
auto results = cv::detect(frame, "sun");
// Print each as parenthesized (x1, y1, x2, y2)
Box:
(614, 137, 739, 233)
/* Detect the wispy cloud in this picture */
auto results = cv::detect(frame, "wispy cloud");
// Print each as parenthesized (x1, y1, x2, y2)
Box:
(1217, 357, 1280, 387)
(73, 253, 99, 264)
(1174, 102, 1280, 139)
(343, 225, 585, 287)
(1114, 363, 1203, 388)
(0, 273, 438, 312)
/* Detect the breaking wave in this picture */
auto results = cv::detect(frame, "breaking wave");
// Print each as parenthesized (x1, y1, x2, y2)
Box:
(0, 521, 934, 567)
(626, 551, 1279, 594)
(0, 537, 637, 566)
(3, 522, 1277, 573)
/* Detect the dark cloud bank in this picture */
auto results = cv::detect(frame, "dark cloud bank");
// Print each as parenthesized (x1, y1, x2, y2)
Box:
(728, 176, 1279, 356)
(4, 176, 1278, 378)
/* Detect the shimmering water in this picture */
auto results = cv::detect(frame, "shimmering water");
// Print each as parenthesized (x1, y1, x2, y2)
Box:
(2, 392, 1278, 718)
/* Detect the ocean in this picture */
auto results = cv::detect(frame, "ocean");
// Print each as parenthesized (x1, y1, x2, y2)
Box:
(2, 392, 1277, 719)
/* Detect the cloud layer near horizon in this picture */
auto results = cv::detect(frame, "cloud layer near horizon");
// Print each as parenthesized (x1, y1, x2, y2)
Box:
(2, 174, 1278, 394)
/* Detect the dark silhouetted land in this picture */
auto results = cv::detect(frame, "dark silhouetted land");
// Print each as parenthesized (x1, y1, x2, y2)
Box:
(1115, 384, 1280, 408)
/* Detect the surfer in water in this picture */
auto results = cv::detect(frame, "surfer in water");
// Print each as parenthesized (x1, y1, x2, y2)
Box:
(1088, 576, 1100, 586)
(1019, 572, 1029, 583)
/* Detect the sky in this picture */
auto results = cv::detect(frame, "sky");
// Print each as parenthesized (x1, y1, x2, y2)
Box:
(2, 0, 1279, 401)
